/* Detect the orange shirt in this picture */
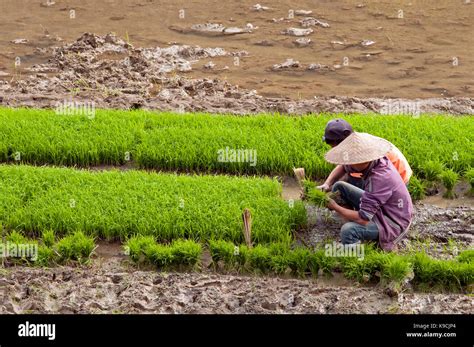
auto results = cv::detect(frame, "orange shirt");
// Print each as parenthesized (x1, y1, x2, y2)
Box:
(350, 143, 412, 184)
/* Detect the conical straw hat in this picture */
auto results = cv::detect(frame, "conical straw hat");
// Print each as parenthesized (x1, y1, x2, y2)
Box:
(324, 132, 392, 165)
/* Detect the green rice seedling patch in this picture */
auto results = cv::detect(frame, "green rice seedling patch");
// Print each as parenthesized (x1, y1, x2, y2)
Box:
(1, 108, 472, 178)
(0, 165, 305, 245)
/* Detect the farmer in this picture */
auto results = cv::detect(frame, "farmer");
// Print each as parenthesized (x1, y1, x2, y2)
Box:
(317, 119, 412, 191)
(324, 132, 413, 251)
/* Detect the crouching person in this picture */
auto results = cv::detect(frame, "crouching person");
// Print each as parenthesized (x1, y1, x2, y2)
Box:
(324, 133, 413, 251)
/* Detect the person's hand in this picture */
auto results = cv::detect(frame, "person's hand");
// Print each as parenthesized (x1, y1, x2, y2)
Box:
(316, 182, 331, 192)
(327, 199, 338, 210)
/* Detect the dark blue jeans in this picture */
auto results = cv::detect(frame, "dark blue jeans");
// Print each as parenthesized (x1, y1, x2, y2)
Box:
(331, 181, 379, 245)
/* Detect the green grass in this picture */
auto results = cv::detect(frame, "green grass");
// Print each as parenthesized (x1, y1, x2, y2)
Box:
(413, 253, 473, 289)
(0, 108, 472, 178)
(0, 165, 305, 244)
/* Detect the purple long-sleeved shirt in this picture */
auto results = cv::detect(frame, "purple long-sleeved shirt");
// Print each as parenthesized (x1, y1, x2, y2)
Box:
(346, 157, 414, 250)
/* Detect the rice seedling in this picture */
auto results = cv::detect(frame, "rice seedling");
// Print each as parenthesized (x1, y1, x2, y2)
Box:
(440, 169, 459, 199)
(126, 235, 156, 263)
(271, 254, 290, 275)
(35, 245, 57, 267)
(421, 161, 444, 182)
(209, 239, 236, 265)
(5, 230, 28, 244)
(126, 236, 202, 269)
(457, 249, 474, 264)
(305, 187, 330, 208)
(1, 230, 99, 266)
(236, 245, 250, 268)
(41, 230, 56, 248)
(310, 249, 338, 275)
(381, 255, 413, 284)
(465, 168, 474, 196)
(55, 231, 95, 263)
(408, 176, 426, 201)
(301, 179, 316, 198)
(412, 253, 474, 289)
(170, 239, 202, 268)
(0, 108, 472, 178)
(287, 248, 311, 277)
(144, 244, 175, 268)
(247, 245, 273, 273)
(194, 241, 474, 290)
(0, 165, 305, 245)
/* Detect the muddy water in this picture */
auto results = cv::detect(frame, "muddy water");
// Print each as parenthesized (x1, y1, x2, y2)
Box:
(1, 0, 473, 99)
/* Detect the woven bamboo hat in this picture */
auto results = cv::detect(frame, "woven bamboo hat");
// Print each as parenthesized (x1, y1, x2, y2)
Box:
(324, 132, 392, 165)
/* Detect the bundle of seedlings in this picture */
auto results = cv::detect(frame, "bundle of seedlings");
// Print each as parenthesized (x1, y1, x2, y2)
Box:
(55, 231, 96, 264)
(306, 187, 332, 208)
(465, 168, 474, 197)
(440, 169, 459, 199)
(1, 230, 95, 266)
(287, 248, 312, 277)
(170, 239, 202, 268)
(408, 176, 426, 201)
(293, 167, 337, 208)
(209, 239, 237, 268)
(126, 236, 202, 269)
(247, 245, 273, 274)
(420, 160, 444, 193)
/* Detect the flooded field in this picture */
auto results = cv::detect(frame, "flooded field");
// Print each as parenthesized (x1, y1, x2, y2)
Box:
(1, 0, 473, 100)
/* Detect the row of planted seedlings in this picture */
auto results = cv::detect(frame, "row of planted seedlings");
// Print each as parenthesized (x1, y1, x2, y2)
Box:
(0, 230, 95, 266)
(125, 235, 474, 292)
(408, 162, 474, 201)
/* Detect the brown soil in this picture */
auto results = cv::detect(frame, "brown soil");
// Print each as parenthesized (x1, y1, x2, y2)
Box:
(1, 256, 472, 314)
(1, 4, 473, 114)
(1, 0, 473, 100)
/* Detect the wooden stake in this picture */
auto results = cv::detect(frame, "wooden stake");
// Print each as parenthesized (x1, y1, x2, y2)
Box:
(242, 208, 252, 248)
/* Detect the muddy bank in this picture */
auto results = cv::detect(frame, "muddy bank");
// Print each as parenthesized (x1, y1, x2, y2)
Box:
(1, 33, 473, 115)
(0, 257, 472, 314)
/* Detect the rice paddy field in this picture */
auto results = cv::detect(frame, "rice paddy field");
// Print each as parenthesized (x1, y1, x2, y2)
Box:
(1, 107, 473, 297)
(0, 1, 473, 326)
